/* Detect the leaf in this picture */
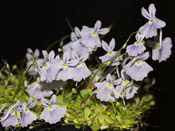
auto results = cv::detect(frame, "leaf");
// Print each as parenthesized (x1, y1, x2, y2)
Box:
(74, 96, 82, 108)
(116, 115, 121, 122)
(84, 107, 91, 120)
(104, 115, 114, 124)
(98, 114, 105, 123)
(72, 88, 77, 93)
(80, 89, 92, 100)
(90, 119, 100, 131)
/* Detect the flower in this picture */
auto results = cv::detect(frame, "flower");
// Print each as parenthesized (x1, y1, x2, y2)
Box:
(124, 52, 153, 81)
(26, 49, 44, 76)
(38, 50, 61, 83)
(114, 70, 138, 99)
(152, 37, 172, 62)
(0, 101, 22, 127)
(126, 33, 146, 56)
(80, 20, 109, 49)
(63, 21, 109, 56)
(71, 51, 91, 82)
(63, 27, 91, 56)
(26, 80, 53, 99)
(20, 98, 37, 127)
(56, 51, 78, 81)
(148, 31, 173, 62)
(94, 74, 122, 102)
(71, 27, 81, 41)
(99, 38, 120, 66)
(40, 95, 67, 124)
(139, 3, 166, 38)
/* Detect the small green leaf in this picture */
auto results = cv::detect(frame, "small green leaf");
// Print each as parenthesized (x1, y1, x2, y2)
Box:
(116, 115, 121, 122)
(72, 88, 77, 93)
(98, 114, 105, 123)
(104, 116, 114, 124)
(80, 89, 92, 99)
(84, 107, 91, 120)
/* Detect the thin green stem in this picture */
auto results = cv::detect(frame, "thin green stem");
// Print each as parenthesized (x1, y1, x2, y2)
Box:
(23, 58, 36, 76)
(90, 31, 138, 82)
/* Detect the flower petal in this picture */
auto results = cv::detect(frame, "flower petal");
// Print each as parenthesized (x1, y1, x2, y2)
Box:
(102, 40, 110, 52)
(94, 20, 102, 30)
(109, 38, 115, 51)
(41, 97, 50, 106)
(34, 49, 40, 58)
(148, 3, 156, 18)
(63, 51, 70, 63)
(98, 28, 110, 35)
(106, 74, 113, 83)
(48, 51, 55, 62)
(50, 95, 57, 105)
(42, 50, 48, 60)
(80, 53, 89, 62)
(141, 7, 151, 19)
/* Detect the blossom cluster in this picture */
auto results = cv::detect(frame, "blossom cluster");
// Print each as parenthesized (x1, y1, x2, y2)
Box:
(0, 3, 172, 128)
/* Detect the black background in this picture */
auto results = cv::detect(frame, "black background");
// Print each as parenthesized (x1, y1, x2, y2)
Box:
(0, 0, 174, 130)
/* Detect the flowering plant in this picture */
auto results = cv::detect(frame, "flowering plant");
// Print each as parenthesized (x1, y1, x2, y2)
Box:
(0, 3, 172, 131)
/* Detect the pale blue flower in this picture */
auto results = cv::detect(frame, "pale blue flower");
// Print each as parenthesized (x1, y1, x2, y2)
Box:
(38, 50, 61, 83)
(63, 27, 93, 56)
(40, 95, 66, 124)
(63, 21, 109, 56)
(99, 39, 120, 66)
(56, 51, 79, 81)
(139, 3, 166, 38)
(80, 20, 109, 49)
(20, 98, 37, 127)
(0, 101, 22, 127)
(26, 80, 53, 99)
(126, 33, 146, 56)
(71, 51, 91, 82)
(94, 74, 122, 102)
(124, 52, 153, 81)
(114, 70, 139, 99)
(26, 49, 44, 76)
(71, 40, 91, 56)
(71, 27, 81, 41)
(148, 32, 173, 62)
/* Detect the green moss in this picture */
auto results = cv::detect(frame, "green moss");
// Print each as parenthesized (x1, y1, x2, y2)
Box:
(0, 62, 155, 131)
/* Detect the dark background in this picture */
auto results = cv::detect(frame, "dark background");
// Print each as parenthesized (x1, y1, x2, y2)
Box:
(0, 0, 174, 130)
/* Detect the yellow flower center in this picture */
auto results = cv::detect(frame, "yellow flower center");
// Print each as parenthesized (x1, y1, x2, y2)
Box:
(149, 19, 154, 23)
(63, 63, 67, 67)
(44, 63, 48, 68)
(38, 83, 43, 88)
(108, 51, 113, 55)
(123, 80, 129, 85)
(135, 41, 140, 45)
(135, 60, 142, 65)
(78, 62, 82, 66)
(156, 42, 160, 48)
(48, 105, 53, 109)
(25, 108, 28, 112)
(107, 83, 113, 88)
(11, 110, 16, 115)
(92, 30, 97, 35)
